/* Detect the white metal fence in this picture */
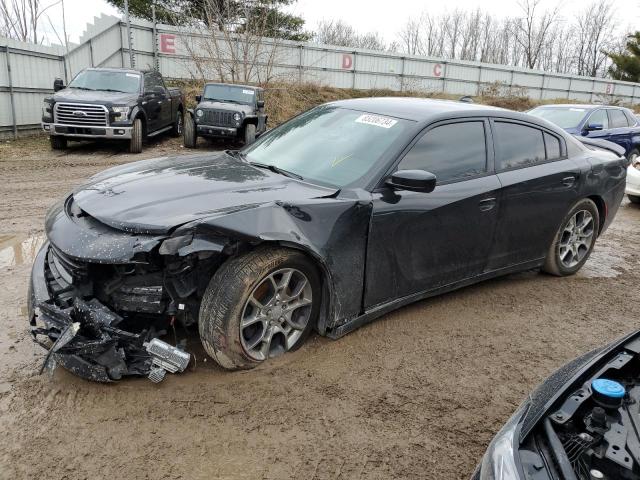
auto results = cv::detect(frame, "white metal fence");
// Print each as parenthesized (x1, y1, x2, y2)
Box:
(2, 15, 640, 138)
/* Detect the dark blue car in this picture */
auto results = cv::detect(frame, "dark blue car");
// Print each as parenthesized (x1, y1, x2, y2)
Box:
(529, 104, 640, 163)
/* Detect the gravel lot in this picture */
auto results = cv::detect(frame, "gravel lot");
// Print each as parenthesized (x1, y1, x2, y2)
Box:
(0, 134, 638, 480)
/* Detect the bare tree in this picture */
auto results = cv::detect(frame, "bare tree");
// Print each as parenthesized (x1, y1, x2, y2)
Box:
(314, 19, 386, 50)
(177, 0, 292, 84)
(574, 1, 616, 77)
(0, 0, 60, 43)
(511, 0, 560, 69)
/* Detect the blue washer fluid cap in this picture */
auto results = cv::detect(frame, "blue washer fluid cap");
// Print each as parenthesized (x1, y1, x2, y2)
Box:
(592, 379, 625, 399)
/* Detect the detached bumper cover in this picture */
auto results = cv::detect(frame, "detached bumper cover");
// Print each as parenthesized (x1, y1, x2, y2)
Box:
(42, 122, 132, 139)
(626, 165, 640, 196)
(28, 243, 186, 383)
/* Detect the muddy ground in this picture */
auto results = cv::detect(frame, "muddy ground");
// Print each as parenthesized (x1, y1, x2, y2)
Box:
(0, 134, 639, 480)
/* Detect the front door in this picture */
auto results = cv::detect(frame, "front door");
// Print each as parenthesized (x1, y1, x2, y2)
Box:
(364, 119, 501, 308)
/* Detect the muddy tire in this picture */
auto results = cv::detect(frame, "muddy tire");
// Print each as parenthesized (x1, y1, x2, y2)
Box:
(244, 123, 256, 145)
(129, 118, 143, 154)
(50, 136, 67, 150)
(629, 195, 640, 204)
(171, 109, 183, 137)
(183, 113, 197, 148)
(199, 247, 321, 370)
(543, 198, 599, 276)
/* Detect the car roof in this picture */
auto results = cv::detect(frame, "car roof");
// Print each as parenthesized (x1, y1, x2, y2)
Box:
(84, 67, 143, 75)
(328, 97, 541, 123)
(204, 82, 262, 91)
(533, 104, 627, 110)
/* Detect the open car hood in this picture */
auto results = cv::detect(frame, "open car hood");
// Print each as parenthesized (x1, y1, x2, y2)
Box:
(73, 153, 337, 234)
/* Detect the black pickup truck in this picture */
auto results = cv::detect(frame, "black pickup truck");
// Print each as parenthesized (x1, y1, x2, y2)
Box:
(42, 68, 184, 153)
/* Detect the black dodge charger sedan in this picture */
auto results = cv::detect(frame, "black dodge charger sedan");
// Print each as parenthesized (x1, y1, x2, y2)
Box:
(28, 98, 627, 380)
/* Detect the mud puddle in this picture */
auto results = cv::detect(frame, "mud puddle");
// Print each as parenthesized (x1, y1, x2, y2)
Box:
(0, 234, 45, 270)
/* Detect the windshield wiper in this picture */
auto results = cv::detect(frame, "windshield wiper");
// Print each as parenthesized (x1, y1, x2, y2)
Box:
(249, 161, 304, 180)
(205, 98, 242, 104)
(70, 86, 94, 91)
(101, 88, 128, 93)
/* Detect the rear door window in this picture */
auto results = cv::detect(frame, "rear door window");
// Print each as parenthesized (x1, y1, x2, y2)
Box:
(608, 109, 629, 128)
(397, 121, 487, 184)
(494, 122, 546, 170)
(544, 133, 561, 160)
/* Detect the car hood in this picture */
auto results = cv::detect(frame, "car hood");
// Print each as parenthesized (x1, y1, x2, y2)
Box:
(72, 152, 337, 234)
(198, 100, 255, 115)
(52, 88, 138, 106)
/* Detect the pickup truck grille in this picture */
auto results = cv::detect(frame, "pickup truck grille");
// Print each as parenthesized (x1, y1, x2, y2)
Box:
(202, 110, 236, 127)
(55, 103, 109, 127)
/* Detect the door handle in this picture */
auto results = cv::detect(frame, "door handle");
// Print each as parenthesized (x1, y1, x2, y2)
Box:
(478, 197, 497, 212)
(562, 176, 576, 187)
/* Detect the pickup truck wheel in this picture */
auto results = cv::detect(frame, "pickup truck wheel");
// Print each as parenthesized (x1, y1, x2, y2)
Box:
(198, 247, 320, 370)
(543, 199, 599, 276)
(244, 123, 256, 145)
(50, 136, 67, 150)
(129, 118, 143, 154)
(183, 113, 197, 148)
(629, 195, 640, 204)
(171, 110, 183, 137)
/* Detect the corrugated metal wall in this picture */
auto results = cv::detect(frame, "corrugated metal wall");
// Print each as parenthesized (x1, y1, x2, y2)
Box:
(2, 16, 639, 137)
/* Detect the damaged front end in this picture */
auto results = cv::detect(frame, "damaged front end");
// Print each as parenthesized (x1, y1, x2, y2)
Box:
(31, 298, 190, 382)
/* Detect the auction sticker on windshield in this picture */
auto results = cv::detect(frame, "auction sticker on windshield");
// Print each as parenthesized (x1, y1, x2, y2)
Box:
(355, 114, 398, 129)
(242, 89, 254, 95)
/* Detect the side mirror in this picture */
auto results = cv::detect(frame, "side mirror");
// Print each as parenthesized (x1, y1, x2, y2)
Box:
(53, 78, 64, 92)
(257, 100, 265, 108)
(386, 170, 437, 193)
(585, 123, 604, 132)
(149, 86, 165, 96)
(195, 95, 202, 103)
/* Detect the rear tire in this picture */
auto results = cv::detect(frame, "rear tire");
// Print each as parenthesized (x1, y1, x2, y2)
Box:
(183, 113, 197, 148)
(171, 110, 184, 137)
(129, 118, 143, 154)
(244, 123, 256, 145)
(629, 195, 640, 204)
(543, 199, 599, 276)
(50, 136, 67, 150)
(198, 247, 320, 370)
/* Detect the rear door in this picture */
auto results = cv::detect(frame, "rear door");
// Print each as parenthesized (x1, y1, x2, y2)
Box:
(364, 119, 502, 308)
(607, 108, 633, 154)
(487, 120, 581, 270)
(143, 73, 162, 132)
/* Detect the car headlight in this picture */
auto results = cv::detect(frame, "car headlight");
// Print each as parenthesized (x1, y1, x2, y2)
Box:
(196, 109, 204, 117)
(42, 101, 52, 117)
(479, 406, 525, 480)
(233, 112, 241, 121)
(112, 106, 130, 119)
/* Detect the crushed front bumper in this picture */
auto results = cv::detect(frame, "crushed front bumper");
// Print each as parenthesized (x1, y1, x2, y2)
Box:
(28, 243, 188, 382)
(42, 122, 132, 139)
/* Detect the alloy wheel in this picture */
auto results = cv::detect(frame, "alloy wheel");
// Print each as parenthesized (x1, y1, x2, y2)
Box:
(240, 268, 313, 361)
(558, 209, 595, 268)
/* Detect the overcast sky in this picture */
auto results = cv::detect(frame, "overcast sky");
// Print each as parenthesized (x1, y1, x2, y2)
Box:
(41, 0, 640, 46)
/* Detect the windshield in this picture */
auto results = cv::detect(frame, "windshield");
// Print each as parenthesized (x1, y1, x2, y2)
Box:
(528, 107, 589, 129)
(204, 85, 256, 104)
(244, 106, 413, 188)
(69, 70, 141, 94)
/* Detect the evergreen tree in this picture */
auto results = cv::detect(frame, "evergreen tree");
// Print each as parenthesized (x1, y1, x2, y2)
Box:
(608, 32, 640, 82)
